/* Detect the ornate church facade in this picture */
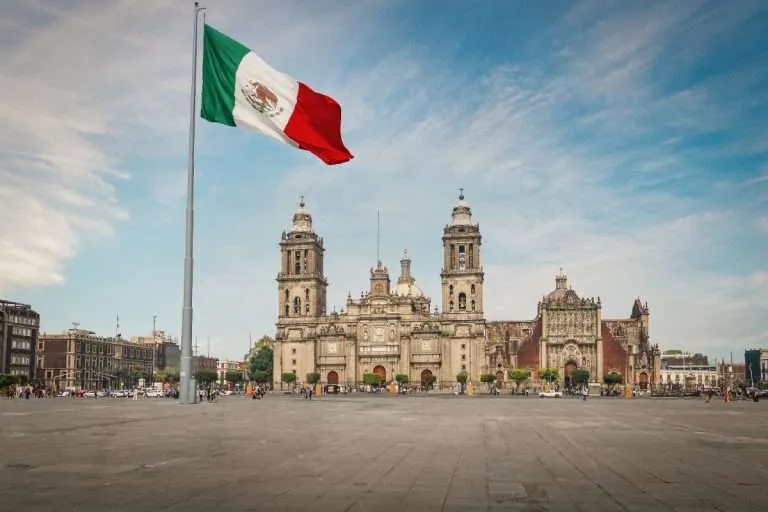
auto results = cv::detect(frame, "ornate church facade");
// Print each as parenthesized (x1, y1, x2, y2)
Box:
(272, 194, 661, 390)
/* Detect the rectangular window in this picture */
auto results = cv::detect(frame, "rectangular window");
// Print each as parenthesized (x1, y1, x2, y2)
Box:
(469, 244, 474, 268)
(458, 245, 466, 271)
(303, 249, 309, 273)
(294, 250, 301, 274)
(450, 244, 455, 269)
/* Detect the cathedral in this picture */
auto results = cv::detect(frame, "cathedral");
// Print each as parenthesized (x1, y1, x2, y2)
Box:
(272, 193, 661, 390)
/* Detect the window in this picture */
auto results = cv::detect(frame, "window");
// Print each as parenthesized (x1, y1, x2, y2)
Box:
(291, 359, 297, 366)
(294, 250, 301, 274)
(469, 244, 474, 268)
(292, 348, 296, 355)
(303, 249, 308, 272)
(305, 303, 310, 314)
(461, 364, 466, 371)
(449, 300, 454, 312)
(470, 284, 475, 295)
(471, 300, 476, 312)
(293, 296, 301, 314)
(305, 289, 310, 301)
(458, 245, 466, 271)
(461, 354, 466, 361)
(450, 244, 455, 268)
(449, 285, 454, 296)
(458, 293, 467, 311)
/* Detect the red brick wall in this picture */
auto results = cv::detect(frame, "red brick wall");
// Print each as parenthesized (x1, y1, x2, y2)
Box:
(601, 323, 627, 377)
(516, 317, 542, 371)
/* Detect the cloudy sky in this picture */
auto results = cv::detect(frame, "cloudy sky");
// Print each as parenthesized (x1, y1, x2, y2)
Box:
(3, 0, 767, 361)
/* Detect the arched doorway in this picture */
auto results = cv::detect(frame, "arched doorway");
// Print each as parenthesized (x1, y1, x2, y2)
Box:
(420, 369, 433, 389)
(638, 372, 648, 390)
(327, 371, 339, 385)
(495, 370, 504, 388)
(373, 365, 386, 383)
(564, 361, 577, 388)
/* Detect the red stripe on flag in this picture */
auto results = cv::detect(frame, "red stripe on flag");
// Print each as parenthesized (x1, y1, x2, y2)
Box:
(283, 82, 354, 165)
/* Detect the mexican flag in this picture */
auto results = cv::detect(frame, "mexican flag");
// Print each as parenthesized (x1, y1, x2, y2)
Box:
(200, 24, 353, 165)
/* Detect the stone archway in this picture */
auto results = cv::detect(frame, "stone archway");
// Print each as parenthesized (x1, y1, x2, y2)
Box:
(639, 372, 649, 390)
(420, 369, 433, 383)
(327, 371, 339, 385)
(373, 365, 386, 383)
(564, 361, 578, 388)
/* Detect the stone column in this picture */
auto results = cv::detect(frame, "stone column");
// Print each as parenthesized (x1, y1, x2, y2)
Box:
(596, 338, 604, 383)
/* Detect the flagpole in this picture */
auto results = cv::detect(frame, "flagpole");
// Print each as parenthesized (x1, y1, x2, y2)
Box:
(180, 1, 205, 404)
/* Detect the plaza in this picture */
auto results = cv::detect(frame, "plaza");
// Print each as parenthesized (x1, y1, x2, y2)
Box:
(1, 395, 767, 512)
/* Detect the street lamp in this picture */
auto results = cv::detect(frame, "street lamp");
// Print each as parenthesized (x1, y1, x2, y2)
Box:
(152, 315, 158, 385)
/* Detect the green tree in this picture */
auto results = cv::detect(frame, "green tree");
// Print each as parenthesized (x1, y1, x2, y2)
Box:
(540, 368, 559, 383)
(154, 370, 169, 384)
(363, 373, 382, 386)
(480, 373, 496, 391)
(422, 374, 437, 390)
(195, 369, 218, 385)
(306, 372, 320, 385)
(572, 368, 590, 386)
(456, 372, 468, 385)
(226, 371, 244, 387)
(166, 371, 180, 384)
(508, 368, 531, 391)
(604, 372, 623, 388)
(395, 374, 409, 386)
(248, 335, 274, 385)
(281, 372, 297, 389)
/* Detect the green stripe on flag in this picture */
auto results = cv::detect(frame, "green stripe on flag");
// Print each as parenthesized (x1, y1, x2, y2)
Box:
(201, 24, 250, 127)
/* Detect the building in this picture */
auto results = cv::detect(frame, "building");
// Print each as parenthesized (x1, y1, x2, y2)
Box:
(272, 193, 660, 389)
(660, 364, 719, 390)
(744, 349, 768, 386)
(661, 349, 709, 367)
(38, 329, 153, 390)
(0, 299, 40, 383)
(216, 359, 249, 385)
(193, 355, 218, 372)
(131, 331, 181, 373)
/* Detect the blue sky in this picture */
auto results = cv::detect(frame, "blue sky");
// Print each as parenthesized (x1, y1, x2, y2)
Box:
(2, 0, 766, 361)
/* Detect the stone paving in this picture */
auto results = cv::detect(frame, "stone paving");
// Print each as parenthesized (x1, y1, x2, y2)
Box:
(1, 393, 767, 512)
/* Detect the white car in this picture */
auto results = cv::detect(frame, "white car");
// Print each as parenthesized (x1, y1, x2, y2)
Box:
(145, 390, 163, 398)
(538, 390, 563, 398)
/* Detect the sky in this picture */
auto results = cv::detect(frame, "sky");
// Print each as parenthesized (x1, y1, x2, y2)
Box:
(1, 0, 767, 361)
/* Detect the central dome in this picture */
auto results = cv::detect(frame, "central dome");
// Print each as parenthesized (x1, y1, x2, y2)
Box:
(394, 281, 423, 297)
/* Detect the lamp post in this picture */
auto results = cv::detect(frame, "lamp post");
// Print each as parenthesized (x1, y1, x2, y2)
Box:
(152, 315, 158, 385)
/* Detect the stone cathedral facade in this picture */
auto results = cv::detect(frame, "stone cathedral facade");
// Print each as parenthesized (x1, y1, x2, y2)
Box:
(272, 194, 661, 389)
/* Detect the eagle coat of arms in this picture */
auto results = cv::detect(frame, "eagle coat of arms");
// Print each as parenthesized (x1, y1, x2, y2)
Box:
(241, 80, 284, 117)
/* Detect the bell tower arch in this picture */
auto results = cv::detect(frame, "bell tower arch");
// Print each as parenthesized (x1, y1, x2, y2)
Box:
(277, 197, 327, 318)
(441, 189, 484, 317)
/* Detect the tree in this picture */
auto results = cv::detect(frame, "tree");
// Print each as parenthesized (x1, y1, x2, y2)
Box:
(508, 368, 531, 391)
(363, 373, 382, 386)
(281, 372, 297, 389)
(248, 335, 274, 385)
(395, 374, 409, 387)
(572, 368, 590, 386)
(166, 371, 180, 384)
(604, 372, 623, 388)
(540, 368, 559, 383)
(480, 373, 496, 391)
(154, 370, 169, 384)
(226, 371, 244, 387)
(422, 374, 437, 390)
(456, 372, 468, 385)
(195, 369, 218, 385)
(306, 372, 320, 385)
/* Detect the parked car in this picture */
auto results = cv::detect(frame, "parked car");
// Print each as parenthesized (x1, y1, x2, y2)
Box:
(538, 390, 563, 398)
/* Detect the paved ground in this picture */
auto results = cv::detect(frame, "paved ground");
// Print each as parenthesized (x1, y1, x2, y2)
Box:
(1, 394, 767, 512)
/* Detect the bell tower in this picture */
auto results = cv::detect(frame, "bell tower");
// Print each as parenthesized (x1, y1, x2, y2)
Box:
(441, 189, 484, 316)
(277, 197, 327, 318)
